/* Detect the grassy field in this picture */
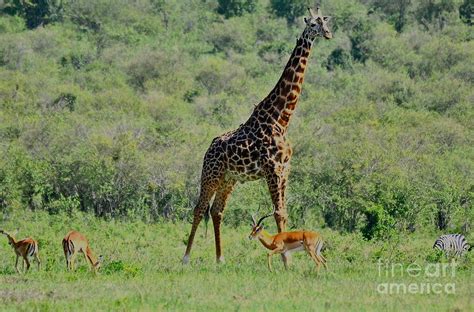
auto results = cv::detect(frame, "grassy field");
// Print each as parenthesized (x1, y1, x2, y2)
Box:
(0, 211, 472, 311)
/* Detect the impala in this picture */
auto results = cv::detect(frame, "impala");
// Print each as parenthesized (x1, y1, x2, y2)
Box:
(249, 210, 327, 273)
(62, 230, 102, 272)
(0, 229, 41, 273)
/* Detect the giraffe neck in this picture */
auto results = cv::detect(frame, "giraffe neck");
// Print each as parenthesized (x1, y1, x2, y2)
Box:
(249, 29, 315, 133)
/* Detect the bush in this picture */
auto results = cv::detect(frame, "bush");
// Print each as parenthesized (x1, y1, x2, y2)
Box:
(270, 0, 309, 23)
(216, 0, 256, 18)
(459, 0, 473, 25)
(325, 47, 352, 71)
(1, 0, 64, 29)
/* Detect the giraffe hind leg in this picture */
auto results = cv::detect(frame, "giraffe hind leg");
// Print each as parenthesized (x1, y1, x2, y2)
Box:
(210, 179, 236, 263)
(183, 177, 220, 264)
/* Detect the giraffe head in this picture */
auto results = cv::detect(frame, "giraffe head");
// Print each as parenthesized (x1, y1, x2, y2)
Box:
(303, 6, 332, 40)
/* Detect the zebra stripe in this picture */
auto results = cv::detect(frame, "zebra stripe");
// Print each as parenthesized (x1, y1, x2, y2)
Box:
(433, 234, 470, 256)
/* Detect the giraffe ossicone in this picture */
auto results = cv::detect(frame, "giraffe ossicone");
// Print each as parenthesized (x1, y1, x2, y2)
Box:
(183, 7, 332, 264)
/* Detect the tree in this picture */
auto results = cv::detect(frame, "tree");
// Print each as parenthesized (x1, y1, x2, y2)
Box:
(270, 0, 310, 23)
(459, 0, 473, 25)
(349, 19, 374, 63)
(414, 0, 457, 30)
(1, 0, 63, 29)
(216, 0, 256, 18)
(371, 0, 412, 32)
(325, 47, 353, 71)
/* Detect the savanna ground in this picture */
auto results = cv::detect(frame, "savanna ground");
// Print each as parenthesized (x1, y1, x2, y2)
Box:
(0, 210, 472, 311)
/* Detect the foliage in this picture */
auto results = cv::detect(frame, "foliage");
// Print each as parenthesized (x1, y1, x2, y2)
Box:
(370, 0, 413, 32)
(269, 0, 310, 23)
(0, 0, 472, 240)
(216, 0, 257, 18)
(325, 47, 352, 71)
(459, 0, 473, 25)
(1, 0, 63, 29)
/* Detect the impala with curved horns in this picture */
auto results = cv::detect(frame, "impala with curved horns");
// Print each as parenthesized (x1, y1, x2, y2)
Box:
(249, 209, 327, 273)
(0, 229, 41, 273)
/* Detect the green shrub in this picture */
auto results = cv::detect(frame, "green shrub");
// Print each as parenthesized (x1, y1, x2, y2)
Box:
(216, 0, 256, 18)
(269, 0, 310, 23)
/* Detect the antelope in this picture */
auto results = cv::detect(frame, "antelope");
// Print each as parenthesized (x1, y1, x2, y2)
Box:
(249, 210, 327, 273)
(62, 230, 102, 272)
(0, 229, 41, 273)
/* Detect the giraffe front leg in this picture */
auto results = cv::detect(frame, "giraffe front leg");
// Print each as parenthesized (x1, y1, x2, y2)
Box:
(266, 170, 289, 233)
(266, 169, 291, 265)
(210, 179, 236, 264)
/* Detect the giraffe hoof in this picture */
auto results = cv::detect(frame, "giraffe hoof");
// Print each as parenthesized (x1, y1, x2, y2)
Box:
(216, 256, 225, 264)
(182, 255, 190, 265)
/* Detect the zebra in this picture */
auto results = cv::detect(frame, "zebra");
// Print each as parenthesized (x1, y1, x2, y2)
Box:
(433, 234, 472, 256)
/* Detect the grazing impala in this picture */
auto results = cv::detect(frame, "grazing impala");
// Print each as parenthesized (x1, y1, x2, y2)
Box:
(0, 229, 41, 273)
(62, 230, 102, 272)
(249, 210, 327, 273)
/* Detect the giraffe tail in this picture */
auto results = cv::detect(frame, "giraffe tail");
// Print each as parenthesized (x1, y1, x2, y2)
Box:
(204, 204, 211, 239)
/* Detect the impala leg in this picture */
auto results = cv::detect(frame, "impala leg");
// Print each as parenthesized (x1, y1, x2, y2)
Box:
(267, 253, 274, 272)
(70, 253, 77, 271)
(282, 252, 290, 270)
(15, 255, 20, 274)
(35, 254, 41, 271)
(83, 251, 91, 270)
(315, 240, 327, 270)
(304, 242, 321, 273)
(183, 176, 220, 264)
(24, 257, 31, 272)
(267, 246, 285, 272)
(210, 179, 236, 263)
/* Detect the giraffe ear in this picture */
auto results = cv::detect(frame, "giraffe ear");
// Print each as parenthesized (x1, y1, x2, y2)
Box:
(323, 16, 331, 22)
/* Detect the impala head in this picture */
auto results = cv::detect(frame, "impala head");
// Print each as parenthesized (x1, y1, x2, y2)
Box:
(304, 6, 332, 40)
(248, 209, 275, 240)
(0, 229, 17, 245)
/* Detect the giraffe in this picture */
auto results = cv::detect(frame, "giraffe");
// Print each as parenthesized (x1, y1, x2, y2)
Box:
(183, 7, 332, 264)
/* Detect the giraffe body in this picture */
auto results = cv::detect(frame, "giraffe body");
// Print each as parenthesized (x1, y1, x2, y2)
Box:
(183, 7, 332, 264)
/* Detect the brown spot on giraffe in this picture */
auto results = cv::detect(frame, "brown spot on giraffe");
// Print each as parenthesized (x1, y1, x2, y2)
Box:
(183, 7, 333, 264)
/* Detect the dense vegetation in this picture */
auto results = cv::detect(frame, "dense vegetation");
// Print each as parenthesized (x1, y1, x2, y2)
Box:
(0, 0, 472, 240)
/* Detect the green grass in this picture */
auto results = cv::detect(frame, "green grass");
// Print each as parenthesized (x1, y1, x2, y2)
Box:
(0, 211, 472, 311)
